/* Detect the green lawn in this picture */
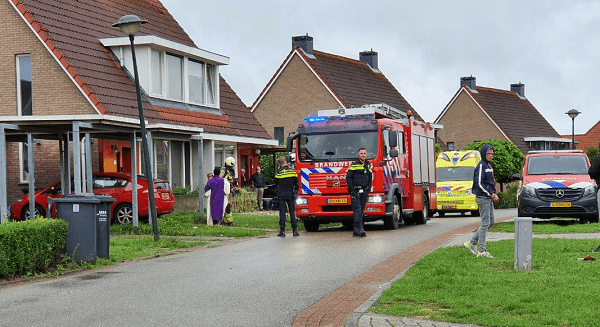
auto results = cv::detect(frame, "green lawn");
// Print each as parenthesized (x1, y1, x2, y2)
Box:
(490, 219, 600, 234)
(371, 238, 600, 327)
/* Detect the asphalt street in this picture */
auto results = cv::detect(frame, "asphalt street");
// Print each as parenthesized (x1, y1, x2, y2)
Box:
(0, 209, 517, 327)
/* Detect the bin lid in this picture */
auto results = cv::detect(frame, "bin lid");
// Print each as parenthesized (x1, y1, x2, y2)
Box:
(96, 194, 116, 203)
(52, 193, 101, 204)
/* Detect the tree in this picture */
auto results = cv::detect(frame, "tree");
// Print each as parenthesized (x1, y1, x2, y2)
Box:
(258, 152, 286, 184)
(585, 145, 599, 163)
(461, 140, 524, 190)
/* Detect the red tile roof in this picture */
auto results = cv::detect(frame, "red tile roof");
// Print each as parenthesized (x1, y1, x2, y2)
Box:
(562, 120, 600, 150)
(12, 0, 270, 140)
(253, 47, 423, 121)
(465, 85, 561, 152)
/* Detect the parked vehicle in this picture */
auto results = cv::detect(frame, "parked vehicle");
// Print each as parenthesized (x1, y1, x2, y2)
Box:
(436, 150, 480, 216)
(512, 150, 598, 223)
(10, 172, 175, 224)
(286, 104, 437, 232)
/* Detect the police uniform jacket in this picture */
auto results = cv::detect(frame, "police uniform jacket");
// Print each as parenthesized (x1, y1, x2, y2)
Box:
(275, 165, 299, 194)
(346, 159, 372, 193)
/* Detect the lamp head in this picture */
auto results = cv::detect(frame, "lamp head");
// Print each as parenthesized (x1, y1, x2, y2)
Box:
(565, 109, 581, 119)
(113, 14, 147, 36)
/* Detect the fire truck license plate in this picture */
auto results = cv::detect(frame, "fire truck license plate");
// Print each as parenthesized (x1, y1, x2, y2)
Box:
(550, 202, 571, 207)
(327, 198, 347, 204)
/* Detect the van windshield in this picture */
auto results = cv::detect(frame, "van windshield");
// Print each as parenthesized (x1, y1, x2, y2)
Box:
(437, 167, 475, 181)
(298, 131, 378, 162)
(527, 155, 589, 175)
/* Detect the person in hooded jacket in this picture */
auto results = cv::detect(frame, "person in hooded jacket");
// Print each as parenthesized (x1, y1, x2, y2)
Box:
(464, 144, 499, 258)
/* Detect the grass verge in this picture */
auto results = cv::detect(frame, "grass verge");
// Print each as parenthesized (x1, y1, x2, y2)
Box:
(490, 219, 600, 234)
(371, 238, 600, 327)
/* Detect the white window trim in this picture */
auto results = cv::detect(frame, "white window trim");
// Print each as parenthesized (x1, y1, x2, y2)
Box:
(17, 54, 32, 183)
(19, 143, 28, 183)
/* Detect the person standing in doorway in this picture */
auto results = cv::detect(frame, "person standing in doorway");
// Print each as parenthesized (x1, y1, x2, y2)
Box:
(275, 157, 299, 237)
(346, 148, 372, 237)
(464, 144, 499, 258)
(251, 166, 266, 211)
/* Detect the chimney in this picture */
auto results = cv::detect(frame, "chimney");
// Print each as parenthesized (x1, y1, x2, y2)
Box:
(292, 34, 313, 55)
(359, 50, 378, 70)
(460, 76, 476, 91)
(510, 82, 525, 98)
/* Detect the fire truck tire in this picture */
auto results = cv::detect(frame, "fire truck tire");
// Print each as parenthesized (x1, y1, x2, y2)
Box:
(341, 221, 354, 229)
(304, 220, 320, 232)
(414, 195, 429, 225)
(383, 196, 401, 230)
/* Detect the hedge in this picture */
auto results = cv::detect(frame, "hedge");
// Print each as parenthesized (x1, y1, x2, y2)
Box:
(0, 218, 68, 278)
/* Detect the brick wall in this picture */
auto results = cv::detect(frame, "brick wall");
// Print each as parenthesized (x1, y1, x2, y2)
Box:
(437, 92, 508, 149)
(253, 54, 340, 139)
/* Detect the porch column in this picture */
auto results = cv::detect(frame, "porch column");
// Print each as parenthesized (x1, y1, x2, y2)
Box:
(0, 127, 6, 222)
(85, 133, 93, 193)
(131, 132, 139, 228)
(197, 137, 203, 220)
(72, 123, 82, 194)
(27, 133, 35, 219)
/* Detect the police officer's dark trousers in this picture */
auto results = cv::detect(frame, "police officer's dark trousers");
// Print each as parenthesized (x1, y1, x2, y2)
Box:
(279, 190, 298, 230)
(351, 190, 368, 231)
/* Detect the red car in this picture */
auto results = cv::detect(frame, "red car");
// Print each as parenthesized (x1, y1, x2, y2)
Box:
(10, 172, 175, 224)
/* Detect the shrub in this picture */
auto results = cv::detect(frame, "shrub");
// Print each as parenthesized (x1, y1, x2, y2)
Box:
(0, 218, 68, 278)
(231, 192, 257, 213)
(172, 187, 189, 195)
(495, 184, 518, 209)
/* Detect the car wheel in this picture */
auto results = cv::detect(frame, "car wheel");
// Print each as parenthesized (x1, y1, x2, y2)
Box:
(21, 204, 46, 220)
(383, 195, 400, 230)
(303, 220, 320, 232)
(414, 195, 429, 225)
(589, 213, 600, 224)
(114, 203, 133, 224)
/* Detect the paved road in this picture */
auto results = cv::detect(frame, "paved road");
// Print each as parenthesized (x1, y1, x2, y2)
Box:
(0, 210, 516, 327)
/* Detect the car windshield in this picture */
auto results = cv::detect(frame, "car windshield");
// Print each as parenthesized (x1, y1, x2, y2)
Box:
(527, 155, 589, 175)
(437, 167, 475, 181)
(298, 131, 378, 162)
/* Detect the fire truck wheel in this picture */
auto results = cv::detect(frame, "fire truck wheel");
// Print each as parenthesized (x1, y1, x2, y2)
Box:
(414, 195, 429, 225)
(341, 221, 354, 229)
(304, 220, 320, 232)
(383, 196, 401, 230)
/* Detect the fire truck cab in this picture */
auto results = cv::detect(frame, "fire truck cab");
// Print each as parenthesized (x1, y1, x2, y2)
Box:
(286, 104, 437, 232)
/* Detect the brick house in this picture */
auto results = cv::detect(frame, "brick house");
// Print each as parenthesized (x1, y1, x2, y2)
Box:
(434, 76, 571, 153)
(0, 0, 276, 217)
(251, 35, 424, 143)
(562, 120, 600, 150)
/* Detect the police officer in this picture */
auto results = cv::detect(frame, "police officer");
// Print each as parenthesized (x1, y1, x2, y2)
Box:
(275, 156, 299, 237)
(346, 148, 372, 237)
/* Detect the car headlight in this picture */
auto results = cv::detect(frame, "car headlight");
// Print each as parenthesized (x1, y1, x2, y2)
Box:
(521, 185, 536, 197)
(368, 194, 384, 203)
(583, 184, 597, 197)
(296, 197, 307, 206)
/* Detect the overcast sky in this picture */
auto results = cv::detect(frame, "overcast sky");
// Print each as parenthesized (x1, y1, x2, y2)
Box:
(161, 0, 600, 136)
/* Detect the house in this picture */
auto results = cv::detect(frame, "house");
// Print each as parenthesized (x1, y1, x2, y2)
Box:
(251, 34, 424, 143)
(0, 0, 276, 218)
(434, 76, 571, 153)
(562, 120, 600, 150)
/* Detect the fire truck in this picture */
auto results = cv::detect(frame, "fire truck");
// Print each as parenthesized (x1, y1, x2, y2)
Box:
(286, 104, 437, 232)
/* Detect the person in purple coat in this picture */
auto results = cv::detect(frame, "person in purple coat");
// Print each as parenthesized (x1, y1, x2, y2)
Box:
(205, 167, 225, 225)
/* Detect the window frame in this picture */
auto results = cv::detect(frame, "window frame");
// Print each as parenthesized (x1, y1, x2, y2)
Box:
(16, 54, 32, 183)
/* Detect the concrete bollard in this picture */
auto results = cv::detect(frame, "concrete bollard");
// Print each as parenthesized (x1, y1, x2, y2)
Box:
(514, 217, 533, 270)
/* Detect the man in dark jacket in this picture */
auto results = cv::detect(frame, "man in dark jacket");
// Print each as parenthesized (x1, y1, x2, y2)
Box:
(275, 157, 299, 237)
(588, 141, 600, 253)
(250, 166, 266, 210)
(464, 144, 499, 258)
(346, 148, 372, 237)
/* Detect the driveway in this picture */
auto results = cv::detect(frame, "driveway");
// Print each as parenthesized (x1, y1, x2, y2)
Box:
(0, 209, 516, 327)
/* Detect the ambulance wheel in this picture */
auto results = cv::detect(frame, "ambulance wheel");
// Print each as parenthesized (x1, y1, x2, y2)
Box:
(414, 196, 429, 225)
(383, 196, 401, 230)
(304, 220, 320, 232)
(437, 211, 445, 217)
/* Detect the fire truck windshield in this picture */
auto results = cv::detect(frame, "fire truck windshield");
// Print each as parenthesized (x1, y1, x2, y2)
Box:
(298, 131, 378, 162)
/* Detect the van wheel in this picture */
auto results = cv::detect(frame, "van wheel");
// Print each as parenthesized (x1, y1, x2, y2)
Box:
(414, 195, 429, 225)
(304, 220, 320, 232)
(383, 196, 401, 230)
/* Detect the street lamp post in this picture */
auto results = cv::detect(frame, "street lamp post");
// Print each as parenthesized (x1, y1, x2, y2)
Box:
(113, 15, 159, 241)
(565, 109, 581, 150)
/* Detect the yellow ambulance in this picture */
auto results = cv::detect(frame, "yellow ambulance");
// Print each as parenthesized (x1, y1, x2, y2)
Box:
(436, 150, 480, 216)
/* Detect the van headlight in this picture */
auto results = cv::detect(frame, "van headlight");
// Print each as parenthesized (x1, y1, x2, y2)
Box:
(521, 185, 536, 197)
(296, 197, 308, 206)
(368, 194, 384, 203)
(583, 184, 597, 197)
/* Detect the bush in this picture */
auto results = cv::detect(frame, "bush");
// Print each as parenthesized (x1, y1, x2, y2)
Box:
(495, 184, 518, 209)
(0, 218, 68, 278)
(231, 191, 257, 213)
(172, 187, 189, 195)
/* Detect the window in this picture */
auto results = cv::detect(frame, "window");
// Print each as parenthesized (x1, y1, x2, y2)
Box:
(188, 60, 204, 104)
(149, 49, 218, 106)
(166, 53, 183, 101)
(447, 142, 455, 151)
(151, 50, 162, 95)
(17, 54, 32, 183)
(155, 140, 170, 181)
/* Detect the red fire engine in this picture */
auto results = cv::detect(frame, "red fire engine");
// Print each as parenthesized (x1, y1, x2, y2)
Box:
(286, 104, 437, 232)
